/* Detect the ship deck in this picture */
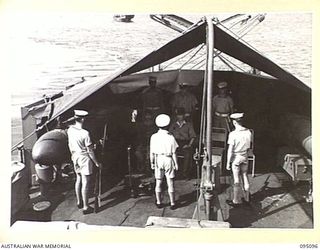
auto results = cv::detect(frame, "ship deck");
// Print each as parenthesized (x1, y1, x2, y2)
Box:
(12, 167, 313, 228)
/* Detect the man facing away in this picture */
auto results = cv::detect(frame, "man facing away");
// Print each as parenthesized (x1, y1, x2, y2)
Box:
(150, 114, 179, 210)
(67, 110, 101, 214)
(212, 81, 234, 132)
(226, 113, 252, 207)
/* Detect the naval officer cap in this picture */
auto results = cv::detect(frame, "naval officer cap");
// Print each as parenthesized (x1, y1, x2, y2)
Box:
(155, 114, 170, 128)
(230, 113, 244, 120)
(74, 110, 89, 118)
(217, 81, 228, 89)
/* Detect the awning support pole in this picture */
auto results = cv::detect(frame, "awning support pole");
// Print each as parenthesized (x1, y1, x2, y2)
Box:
(203, 16, 215, 220)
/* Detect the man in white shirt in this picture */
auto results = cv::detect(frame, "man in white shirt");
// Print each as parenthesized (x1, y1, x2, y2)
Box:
(150, 114, 179, 210)
(226, 113, 252, 207)
(67, 110, 101, 214)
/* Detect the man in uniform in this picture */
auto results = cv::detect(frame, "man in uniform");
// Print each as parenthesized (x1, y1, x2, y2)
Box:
(67, 110, 101, 214)
(169, 108, 196, 179)
(150, 114, 179, 210)
(141, 76, 164, 120)
(134, 110, 157, 173)
(226, 113, 252, 207)
(212, 81, 234, 131)
(171, 82, 198, 123)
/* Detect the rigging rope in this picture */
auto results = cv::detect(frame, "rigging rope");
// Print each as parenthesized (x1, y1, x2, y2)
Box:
(216, 55, 235, 71)
(190, 15, 265, 71)
(179, 44, 205, 70)
(217, 14, 265, 54)
(217, 54, 247, 72)
(11, 120, 50, 152)
(180, 49, 207, 69)
(162, 44, 202, 70)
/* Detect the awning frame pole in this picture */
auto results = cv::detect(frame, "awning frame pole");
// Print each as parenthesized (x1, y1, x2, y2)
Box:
(203, 16, 215, 220)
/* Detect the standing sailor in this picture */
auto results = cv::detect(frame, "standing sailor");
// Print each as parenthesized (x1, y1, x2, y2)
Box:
(171, 82, 198, 123)
(67, 110, 101, 214)
(150, 114, 179, 210)
(212, 81, 234, 131)
(226, 113, 252, 207)
(141, 76, 164, 120)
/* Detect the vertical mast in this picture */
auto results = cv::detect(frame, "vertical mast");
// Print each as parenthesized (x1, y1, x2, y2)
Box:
(201, 16, 215, 220)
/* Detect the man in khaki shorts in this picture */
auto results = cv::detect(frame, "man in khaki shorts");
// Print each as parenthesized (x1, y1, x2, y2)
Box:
(150, 114, 179, 210)
(67, 110, 101, 214)
(226, 113, 252, 207)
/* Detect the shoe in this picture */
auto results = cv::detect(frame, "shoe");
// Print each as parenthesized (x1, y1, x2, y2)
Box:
(241, 198, 251, 207)
(170, 204, 177, 210)
(155, 200, 163, 209)
(77, 201, 83, 209)
(155, 203, 164, 209)
(226, 200, 241, 208)
(82, 206, 94, 215)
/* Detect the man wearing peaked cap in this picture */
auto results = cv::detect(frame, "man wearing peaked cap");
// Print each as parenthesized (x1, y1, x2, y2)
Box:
(141, 76, 165, 121)
(171, 82, 198, 123)
(217, 81, 228, 89)
(67, 110, 101, 215)
(230, 112, 244, 120)
(74, 110, 89, 117)
(212, 81, 234, 132)
(226, 112, 252, 207)
(155, 114, 170, 127)
(150, 114, 179, 210)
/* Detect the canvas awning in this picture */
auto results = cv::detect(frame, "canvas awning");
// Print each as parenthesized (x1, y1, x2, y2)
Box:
(48, 19, 310, 121)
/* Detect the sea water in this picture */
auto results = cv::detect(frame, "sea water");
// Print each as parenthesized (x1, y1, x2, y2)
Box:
(9, 12, 312, 155)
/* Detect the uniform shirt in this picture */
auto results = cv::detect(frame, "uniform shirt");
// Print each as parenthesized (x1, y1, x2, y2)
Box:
(67, 125, 94, 171)
(150, 129, 178, 155)
(141, 87, 164, 108)
(171, 90, 198, 114)
(67, 125, 93, 154)
(212, 95, 234, 114)
(227, 128, 252, 155)
(169, 121, 196, 141)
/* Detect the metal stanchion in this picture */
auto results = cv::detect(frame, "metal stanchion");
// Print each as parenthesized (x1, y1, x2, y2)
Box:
(127, 145, 137, 198)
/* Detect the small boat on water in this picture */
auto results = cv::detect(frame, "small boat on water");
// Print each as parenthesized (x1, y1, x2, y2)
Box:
(11, 14, 312, 229)
(113, 15, 134, 22)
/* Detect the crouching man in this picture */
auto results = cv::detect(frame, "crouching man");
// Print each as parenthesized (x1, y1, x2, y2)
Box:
(226, 113, 252, 207)
(150, 114, 179, 210)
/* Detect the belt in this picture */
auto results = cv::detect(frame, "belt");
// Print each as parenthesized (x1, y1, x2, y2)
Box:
(155, 153, 172, 157)
(215, 112, 229, 117)
(234, 150, 248, 154)
(146, 107, 160, 110)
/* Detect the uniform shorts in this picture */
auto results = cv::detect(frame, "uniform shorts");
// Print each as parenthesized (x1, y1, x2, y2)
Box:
(73, 155, 94, 176)
(231, 154, 248, 173)
(154, 155, 175, 179)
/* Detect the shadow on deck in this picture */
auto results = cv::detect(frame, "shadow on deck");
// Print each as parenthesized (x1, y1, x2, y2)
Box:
(12, 166, 313, 228)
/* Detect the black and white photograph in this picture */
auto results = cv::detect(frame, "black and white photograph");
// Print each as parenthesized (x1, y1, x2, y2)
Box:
(8, 9, 313, 234)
